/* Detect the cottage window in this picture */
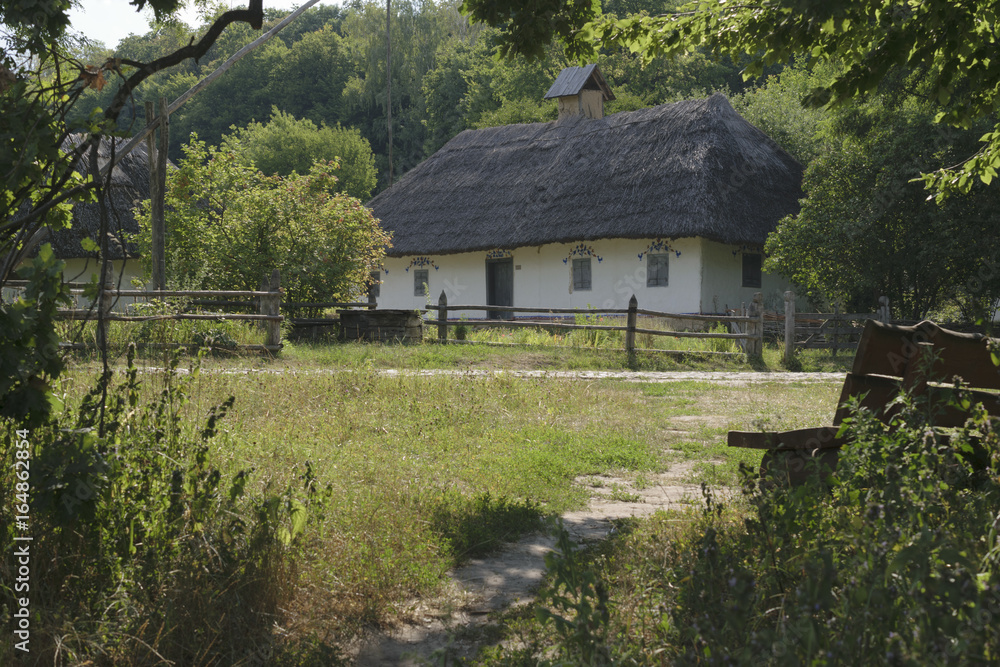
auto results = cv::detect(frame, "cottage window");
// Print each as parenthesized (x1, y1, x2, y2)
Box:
(368, 271, 381, 299)
(414, 268, 429, 296)
(572, 258, 592, 291)
(647, 254, 669, 287)
(742, 253, 762, 288)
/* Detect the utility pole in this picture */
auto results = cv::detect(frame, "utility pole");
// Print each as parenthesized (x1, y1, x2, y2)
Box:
(386, 0, 393, 187)
(145, 98, 168, 290)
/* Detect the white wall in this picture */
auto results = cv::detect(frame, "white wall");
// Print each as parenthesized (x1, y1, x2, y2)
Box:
(4, 258, 147, 313)
(698, 239, 799, 314)
(63, 258, 147, 312)
(376, 237, 706, 317)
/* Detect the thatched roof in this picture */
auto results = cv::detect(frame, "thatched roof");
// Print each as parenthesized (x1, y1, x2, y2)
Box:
(368, 94, 803, 257)
(48, 136, 156, 260)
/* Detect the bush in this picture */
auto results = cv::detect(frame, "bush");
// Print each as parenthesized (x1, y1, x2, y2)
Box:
(0, 349, 316, 664)
(505, 381, 1000, 665)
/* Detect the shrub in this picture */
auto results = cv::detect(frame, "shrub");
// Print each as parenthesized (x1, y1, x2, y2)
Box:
(509, 380, 1000, 665)
(0, 349, 315, 664)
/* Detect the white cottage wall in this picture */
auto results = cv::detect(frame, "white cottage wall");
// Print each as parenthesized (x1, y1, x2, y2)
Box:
(3, 258, 148, 314)
(377, 237, 706, 316)
(698, 239, 794, 314)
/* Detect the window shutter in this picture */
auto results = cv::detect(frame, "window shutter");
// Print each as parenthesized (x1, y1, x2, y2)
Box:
(647, 254, 669, 287)
(573, 258, 592, 290)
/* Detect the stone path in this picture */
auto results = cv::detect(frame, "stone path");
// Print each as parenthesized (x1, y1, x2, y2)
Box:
(152, 365, 844, 386)
(353, 464, 714, 665)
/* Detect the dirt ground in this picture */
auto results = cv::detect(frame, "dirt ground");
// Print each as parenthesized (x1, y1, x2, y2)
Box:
(345, 370, 841, 664)
(352, 461, 711, 665)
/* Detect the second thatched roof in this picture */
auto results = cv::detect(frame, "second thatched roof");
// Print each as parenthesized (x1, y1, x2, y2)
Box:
(47, 136, 157, 261)
(369, 94, 804, 257)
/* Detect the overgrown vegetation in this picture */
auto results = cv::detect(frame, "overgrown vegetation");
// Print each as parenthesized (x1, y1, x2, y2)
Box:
(57, 298, 270, 358)
(473, 375, 1000, 665)
(11, 358, 811, 661)
(0, 350, 312, 664)
(134, 136, 390, 302)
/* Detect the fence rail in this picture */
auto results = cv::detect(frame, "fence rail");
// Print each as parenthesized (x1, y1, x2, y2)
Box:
(776, 292, 893, 364)
(5, 274, 779, 356)
(429, 291, 764, 357)
(4, 272, 286, 351)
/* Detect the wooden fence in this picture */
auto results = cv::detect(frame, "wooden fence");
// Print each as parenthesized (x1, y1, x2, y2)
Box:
(4, 269, 285, 352)
(776, 292, 892, 365)
(425, 291, 765, 357)
(2, 269, 387, 351)
(4, 274, 778, 356)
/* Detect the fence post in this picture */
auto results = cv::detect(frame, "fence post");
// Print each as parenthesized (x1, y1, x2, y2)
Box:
(625, 295, 638, 365)
(258, 276, 267, 332)
(832, 302, 840, 357)
(877, 296, 891, 323)
(784, 290, 795, 366)
(264, 269, 281, 349)
(438, 290, 448, 343)
(747, 292, 763, 357)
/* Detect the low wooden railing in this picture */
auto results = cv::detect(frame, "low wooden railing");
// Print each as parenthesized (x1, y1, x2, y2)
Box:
(5, 269, 285, 351)
(425, 291, 765, 357)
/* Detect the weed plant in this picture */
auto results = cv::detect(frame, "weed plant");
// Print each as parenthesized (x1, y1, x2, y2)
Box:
(476, 383, 1000, 664)
(0, 350, 313, 665)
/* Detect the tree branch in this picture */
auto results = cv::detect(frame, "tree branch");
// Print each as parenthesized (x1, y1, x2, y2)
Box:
(103, 4, 265, 125)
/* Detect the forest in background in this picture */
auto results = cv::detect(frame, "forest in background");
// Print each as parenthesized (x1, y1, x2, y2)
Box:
(69, 0, 1000, 319)
(72, 0, 764, 196)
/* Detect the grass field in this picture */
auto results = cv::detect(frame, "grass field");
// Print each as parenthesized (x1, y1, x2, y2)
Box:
(46, 348, 842, 660)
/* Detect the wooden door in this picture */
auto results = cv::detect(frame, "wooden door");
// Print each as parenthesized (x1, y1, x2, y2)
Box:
(486, 258, 514, 320)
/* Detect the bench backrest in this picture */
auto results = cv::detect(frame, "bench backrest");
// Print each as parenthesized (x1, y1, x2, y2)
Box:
(833, 320, 1000, 427)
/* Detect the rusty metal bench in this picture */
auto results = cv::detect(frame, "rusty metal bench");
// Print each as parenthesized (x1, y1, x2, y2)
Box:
(728, 320, 1000, 485)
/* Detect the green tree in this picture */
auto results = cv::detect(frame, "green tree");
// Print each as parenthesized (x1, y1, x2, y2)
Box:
(138, 135, 389, 302)
(2, 0, 275, 421)
(765, 90, 1000, 320)
(225, 108, 377, 199)
(341, 0, 462, 187)
(269, 26, 353, 125)
(729, 63, 830, 165)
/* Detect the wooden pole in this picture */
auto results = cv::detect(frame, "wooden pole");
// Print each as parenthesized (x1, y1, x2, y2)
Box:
(156, 98, 168, 287)
(386, 0, 393, 188)
(625, 294, 638, 365)
(747, 292, 763, 356)
(438, 290, 448, 344)
(145, 98, 168, 290)
(144, 101, 158, 286)
(265, 269, 282, 348)
(832, 302, 840, 357)
(96, 281, 114, 349)
(784, 290, 795, 366)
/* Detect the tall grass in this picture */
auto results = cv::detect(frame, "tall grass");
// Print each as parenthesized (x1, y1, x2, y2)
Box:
(453, 314, 740, 355)
(56, 297, 269, 363)
(472, 390, 1000, 665)
(5, 350, 844, 662)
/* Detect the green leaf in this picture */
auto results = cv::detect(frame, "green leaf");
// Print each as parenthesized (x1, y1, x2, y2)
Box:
(289, 498, 307, 540)
(81, 237, 99, 252)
